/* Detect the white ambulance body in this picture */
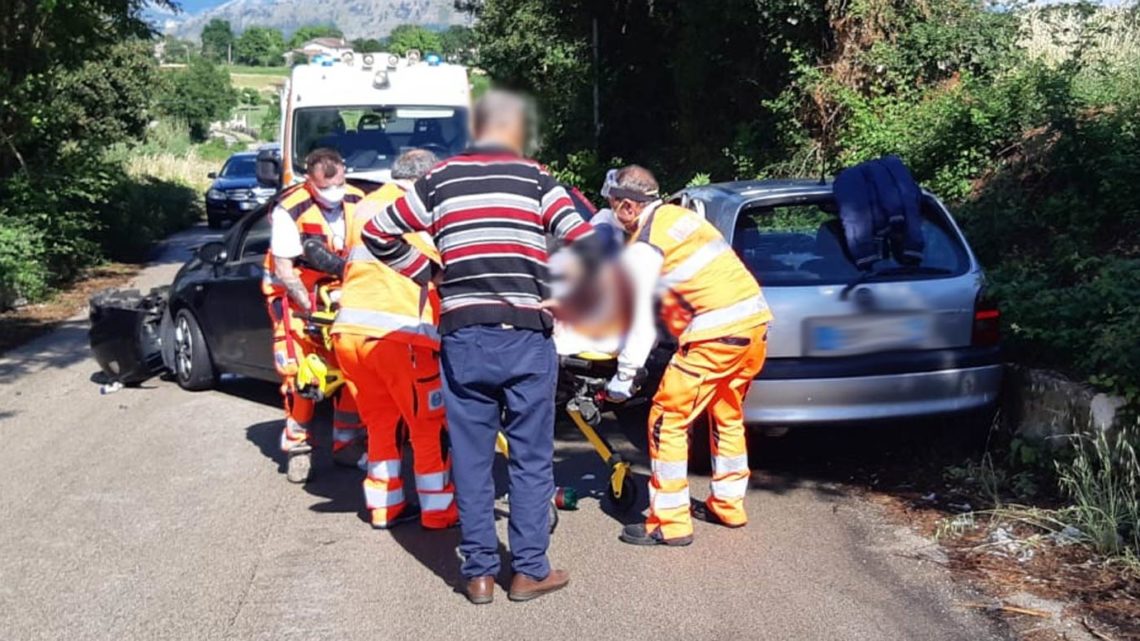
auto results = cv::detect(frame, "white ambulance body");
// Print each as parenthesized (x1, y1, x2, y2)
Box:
(276, 52, 471, 185)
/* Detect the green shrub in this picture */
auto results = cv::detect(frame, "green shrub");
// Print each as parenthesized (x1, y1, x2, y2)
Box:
(100, 176, 200, 263)
(0, 218, 49, 310)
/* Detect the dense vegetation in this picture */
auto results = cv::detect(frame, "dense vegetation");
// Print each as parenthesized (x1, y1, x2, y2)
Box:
(469, 0, 1140, 402)
(0, 1, 199, 309)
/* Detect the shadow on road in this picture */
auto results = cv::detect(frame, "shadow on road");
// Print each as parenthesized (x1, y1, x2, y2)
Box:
(0, 320, 92, 385)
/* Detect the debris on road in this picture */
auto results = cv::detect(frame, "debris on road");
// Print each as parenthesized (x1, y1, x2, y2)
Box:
(99, 381, 124, 395)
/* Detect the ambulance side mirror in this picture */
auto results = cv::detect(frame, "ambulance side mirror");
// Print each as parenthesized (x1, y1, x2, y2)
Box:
(256, 149, 281, 189)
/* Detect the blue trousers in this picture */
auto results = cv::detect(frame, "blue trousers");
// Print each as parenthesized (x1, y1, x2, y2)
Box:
(440, 325, 557, 580)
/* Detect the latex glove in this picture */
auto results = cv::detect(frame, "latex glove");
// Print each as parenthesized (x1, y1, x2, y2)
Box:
(605, 372, 637, 403)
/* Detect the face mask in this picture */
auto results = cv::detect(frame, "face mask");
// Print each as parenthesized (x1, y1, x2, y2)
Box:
(315, 185, 346, 205)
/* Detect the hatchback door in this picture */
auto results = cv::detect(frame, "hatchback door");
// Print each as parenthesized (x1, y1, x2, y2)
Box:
(729, 193, 980, 361)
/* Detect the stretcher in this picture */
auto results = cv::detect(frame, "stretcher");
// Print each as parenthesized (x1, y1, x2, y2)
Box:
(293, 284, 345, 402)
(495, 349, 640, 515)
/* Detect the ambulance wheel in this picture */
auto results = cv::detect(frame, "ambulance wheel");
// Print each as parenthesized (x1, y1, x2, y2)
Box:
(606, 475, 638, 513)
(173, 309, 216, 391)
(548, 500, 560, 534)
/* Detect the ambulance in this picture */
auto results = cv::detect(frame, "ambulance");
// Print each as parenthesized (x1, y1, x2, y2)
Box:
(258, 50, 472, 187)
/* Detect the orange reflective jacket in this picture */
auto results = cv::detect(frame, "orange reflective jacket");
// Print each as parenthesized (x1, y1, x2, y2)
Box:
(262, 182, 364, 298)
(330, 183, 441, 349)
(633, 203, 772, 343)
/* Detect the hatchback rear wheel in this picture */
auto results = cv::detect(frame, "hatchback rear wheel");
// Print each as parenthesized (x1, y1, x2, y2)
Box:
(173, 309, 217, 391)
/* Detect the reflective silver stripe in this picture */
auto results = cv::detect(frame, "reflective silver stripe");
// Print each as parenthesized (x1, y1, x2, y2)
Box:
(418, 491, 454, 512)
(415, 471, 450, 492)
(367, 459, 400, 481)
(347, 245, 380, 263)
(364, 485, 405, 508)
(651, 459, 688, 481)
(332, 427, 362, 442)
(335, 307, 440, 341)
(685, 294, 770, 335)
(661, 238, 730, 288)
(710, 477, 749, 499)
(713, 454, 749, 475)
(649, 486, 690, 511)
(333, 411, 361, 426)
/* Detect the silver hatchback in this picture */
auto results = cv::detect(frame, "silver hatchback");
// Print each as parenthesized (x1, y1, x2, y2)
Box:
(678, 179, 1002, 426)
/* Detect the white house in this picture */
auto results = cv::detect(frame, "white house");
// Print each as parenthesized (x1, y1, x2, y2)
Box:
(285, 37, 354, 64)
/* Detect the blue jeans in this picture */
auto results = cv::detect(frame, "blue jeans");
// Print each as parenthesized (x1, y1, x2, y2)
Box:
(440, 325, 557, 580)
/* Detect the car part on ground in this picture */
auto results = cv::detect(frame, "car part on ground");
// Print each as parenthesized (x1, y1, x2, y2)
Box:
(88, 287, 169, 385)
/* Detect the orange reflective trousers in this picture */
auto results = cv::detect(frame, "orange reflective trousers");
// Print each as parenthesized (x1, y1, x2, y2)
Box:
(333, 334, 458, 529)
(267, 297, 363, 453)
(646, 323, 768, 541)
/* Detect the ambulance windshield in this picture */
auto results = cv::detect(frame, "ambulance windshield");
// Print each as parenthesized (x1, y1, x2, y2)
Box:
(292, 106, 468, 174)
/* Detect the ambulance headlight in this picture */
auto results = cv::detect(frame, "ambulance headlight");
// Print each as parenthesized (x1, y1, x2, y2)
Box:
(407, 49, 421, 64)
(341, 52, 354, 65)
(362, 53, 375, 67)
(373, 70, 389, 88)
(387, 54, 399, 69)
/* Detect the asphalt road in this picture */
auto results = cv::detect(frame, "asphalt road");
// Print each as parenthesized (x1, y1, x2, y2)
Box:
(0, 225, 1011, 641)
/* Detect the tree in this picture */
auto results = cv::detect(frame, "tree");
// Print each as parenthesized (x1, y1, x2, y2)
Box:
(440, 25, 476, 62)
(386, 24, 443, 55)
(289, 24, 343, 49)
(351, 37, 385, 52)
(160, 36, 197, 63)
(200, 18, 233, 62)
(159, 57, 238, 140)
(234, 26, 286, 66)
(0, 0, 174, 176)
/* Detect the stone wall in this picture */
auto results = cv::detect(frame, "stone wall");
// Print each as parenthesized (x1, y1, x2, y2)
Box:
(1002, 365, 1127, 444)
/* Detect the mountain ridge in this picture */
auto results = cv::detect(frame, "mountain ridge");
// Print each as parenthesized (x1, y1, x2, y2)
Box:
(163, 0, 472, 40)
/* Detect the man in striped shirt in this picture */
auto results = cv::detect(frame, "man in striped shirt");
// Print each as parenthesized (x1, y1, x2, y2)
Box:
(361, 91, 600, 604)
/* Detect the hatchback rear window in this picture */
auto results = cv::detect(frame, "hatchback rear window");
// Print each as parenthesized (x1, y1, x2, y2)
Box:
(732, 198, 969, 286)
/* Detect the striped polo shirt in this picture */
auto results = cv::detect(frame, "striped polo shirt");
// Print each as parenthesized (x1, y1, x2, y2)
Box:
(360, 145, 596, 334)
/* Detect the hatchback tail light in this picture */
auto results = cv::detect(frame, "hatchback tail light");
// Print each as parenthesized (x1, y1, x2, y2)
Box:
(972, 291, 1001, 346)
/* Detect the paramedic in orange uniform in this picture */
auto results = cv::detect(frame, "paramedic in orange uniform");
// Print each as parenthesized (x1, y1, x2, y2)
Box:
(330, 149, 458, 530)
(264, 148, 365, 483)
(604, 165, 772, 546)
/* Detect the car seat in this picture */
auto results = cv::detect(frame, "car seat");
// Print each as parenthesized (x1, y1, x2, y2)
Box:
(801, 220, 858, 278)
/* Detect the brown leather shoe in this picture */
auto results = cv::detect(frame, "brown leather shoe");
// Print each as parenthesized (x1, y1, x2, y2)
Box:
(508, 569, 570, 602)
(464, 576, 494, 605)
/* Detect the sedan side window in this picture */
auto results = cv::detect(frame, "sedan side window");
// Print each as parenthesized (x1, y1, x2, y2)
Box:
(240, 213, 272, 259)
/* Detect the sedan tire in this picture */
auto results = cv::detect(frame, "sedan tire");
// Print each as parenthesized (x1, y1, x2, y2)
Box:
(173, 309, 217, 391)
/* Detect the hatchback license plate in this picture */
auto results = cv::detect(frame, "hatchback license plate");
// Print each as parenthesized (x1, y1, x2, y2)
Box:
(807, 314, 932, 357)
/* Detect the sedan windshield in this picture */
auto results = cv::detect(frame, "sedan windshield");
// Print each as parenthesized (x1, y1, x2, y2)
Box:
(221, 156, 257, 177)
(292, 106, 469, 174)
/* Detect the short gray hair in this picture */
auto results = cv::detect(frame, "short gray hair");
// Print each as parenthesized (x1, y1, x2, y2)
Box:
(615, 164, 660, 198)
(473, 89, 531, 136)
(391, 149, 438, 180)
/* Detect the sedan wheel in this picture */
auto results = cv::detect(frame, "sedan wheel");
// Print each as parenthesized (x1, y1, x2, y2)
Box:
(173, 309, 217, 391)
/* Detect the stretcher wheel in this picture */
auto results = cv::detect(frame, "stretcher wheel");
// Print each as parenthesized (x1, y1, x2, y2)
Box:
(548, 500, 560, 534)
(607, 474, 638, 513)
